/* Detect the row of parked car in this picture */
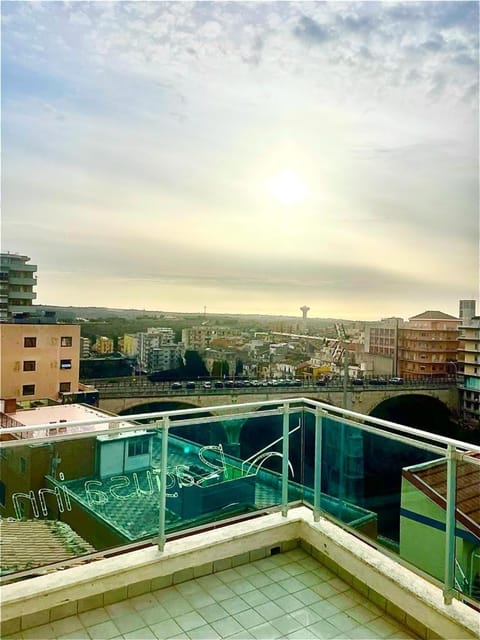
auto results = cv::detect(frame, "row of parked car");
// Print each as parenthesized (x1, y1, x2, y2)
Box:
(170, 379, 305, 390)
(351, 377, 404, 386)
(168, 377, 405, 390)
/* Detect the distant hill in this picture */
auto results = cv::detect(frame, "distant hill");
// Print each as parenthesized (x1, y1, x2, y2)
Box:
(33, 304, 357, 325)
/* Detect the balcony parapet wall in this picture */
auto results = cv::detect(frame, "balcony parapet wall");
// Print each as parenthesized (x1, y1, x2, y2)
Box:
(1, 507, 477, 639)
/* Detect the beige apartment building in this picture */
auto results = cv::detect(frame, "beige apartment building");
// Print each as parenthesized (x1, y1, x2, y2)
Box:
(0, 323, 80, 402)
(398, 311, 459, 378)
(182, 326, 235, 351)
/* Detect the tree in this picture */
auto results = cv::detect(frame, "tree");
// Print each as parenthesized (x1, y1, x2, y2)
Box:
(235, 358, 244, 376)
(183, 350, 209, 378)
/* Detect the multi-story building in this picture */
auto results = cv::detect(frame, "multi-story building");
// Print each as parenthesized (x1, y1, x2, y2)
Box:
(0, 323, 80, 402)
(182, 326, 234, 352)
(398, 311, 459, 378)
(364, 317, 404, 356)
(137, 328, 176, 371)
(80, 336, 90, 358)
(459, 299, 476, 326)
(458, 316, 480, 426)
(0, 253, 37, 321)
(148, 344, 184, 373)
(93, 336, 114, 354)
(121, 333, 139, 357)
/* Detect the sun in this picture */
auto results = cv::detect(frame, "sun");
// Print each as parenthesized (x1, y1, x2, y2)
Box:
(267, 170, 308, 206)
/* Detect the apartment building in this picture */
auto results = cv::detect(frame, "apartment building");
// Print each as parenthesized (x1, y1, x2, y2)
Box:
(137, 328, 176, 370)
(0, 253, 37, 321)
(0, 323, 80, 402)
(80, 336, 90, 358)
(398, 310, 459, 378)
(364, 317, 404, 357)
(182, 326, 235, 351)
(93, 336, 114, 354)
(121, 333, 139, 357)
(458, 316, 480, 425)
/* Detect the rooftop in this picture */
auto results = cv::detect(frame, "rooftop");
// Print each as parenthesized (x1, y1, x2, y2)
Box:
(403, 453, 480, 539)
(409, 311, 459, 321)
(0, 519, 94, 575)
(3, 403, 133, 439)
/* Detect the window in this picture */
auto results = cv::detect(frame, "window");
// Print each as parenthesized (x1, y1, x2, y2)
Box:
(23, 360, 36, 372)
(61, 336, 73, 347)
(24, 337, 36, 348)
(59, 382, 71, 393)
(128, 438, 150, 457)
(22, 384, 35, 396)
(60, 359, 72, 370)
(0, 480, 5, 506)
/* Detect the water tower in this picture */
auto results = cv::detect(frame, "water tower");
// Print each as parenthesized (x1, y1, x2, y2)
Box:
(300, 305, 310, 333)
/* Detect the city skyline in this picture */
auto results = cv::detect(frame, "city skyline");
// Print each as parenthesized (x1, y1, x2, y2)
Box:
(2, 1, 479, 320)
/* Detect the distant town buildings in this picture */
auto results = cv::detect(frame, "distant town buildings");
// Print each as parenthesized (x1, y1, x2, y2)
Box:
(0, 323, 81, 402)
(398, 311, 460, 379)
(0, 253, 37, 322)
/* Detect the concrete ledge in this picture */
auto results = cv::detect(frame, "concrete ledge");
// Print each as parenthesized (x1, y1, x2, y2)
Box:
(298, 508, 479, 640)
(0, 507, 478, 640)
(0, 510, 301, 630)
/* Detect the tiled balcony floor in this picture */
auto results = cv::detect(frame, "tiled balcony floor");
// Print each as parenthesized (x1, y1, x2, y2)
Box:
(7, 549, 419, 640)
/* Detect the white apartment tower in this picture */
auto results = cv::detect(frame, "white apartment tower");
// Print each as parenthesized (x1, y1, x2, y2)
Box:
(0, 253, 37, 321)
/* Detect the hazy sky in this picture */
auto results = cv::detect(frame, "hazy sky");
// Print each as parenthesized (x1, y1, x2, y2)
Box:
(2, 1, 479, 320)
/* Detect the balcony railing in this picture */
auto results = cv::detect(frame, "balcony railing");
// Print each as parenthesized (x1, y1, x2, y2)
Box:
(0, 398, 479, 608)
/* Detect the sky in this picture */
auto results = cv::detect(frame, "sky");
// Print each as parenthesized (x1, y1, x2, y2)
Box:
(2, 1, 479, 320)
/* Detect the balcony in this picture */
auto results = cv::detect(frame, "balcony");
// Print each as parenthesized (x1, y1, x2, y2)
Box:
(0, 399, 478, 639)
(8, 291, 37, 300)
(8, 276, 37, 286)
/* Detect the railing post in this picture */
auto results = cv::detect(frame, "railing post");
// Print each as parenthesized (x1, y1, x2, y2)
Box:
(158, 416, 169, 552)
(443, 443, 457, 604)
(281, 402, 290, 517)
(313, 408, 323, 522)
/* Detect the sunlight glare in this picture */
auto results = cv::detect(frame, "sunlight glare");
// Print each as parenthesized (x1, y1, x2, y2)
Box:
(267, 170, 308, 206)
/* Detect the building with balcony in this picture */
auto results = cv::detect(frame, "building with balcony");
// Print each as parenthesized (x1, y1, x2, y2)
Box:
(93, 336, 114, 354)
(364, 317, 404, 357)
(121, 332, 139, 357)
(458, 316, 480, 426)
(0, 252, 37, 321)
(0, 323, 81, 402)
(182, 326, 236, 351)
(137, 328, 182, 372)
(79, 336, 90, 358)
(398, 311, 460, 379)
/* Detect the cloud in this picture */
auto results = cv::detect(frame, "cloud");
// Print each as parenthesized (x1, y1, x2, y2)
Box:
(293, 15, 332, 45)
(2, 1, 478, 318)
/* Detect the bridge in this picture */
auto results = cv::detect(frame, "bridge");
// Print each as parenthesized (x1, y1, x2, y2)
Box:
(94, 379, 457, 418)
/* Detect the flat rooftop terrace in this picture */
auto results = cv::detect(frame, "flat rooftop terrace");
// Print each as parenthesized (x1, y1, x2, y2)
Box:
(5, 546, 420, 640)
(1, 508, 477, 640)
